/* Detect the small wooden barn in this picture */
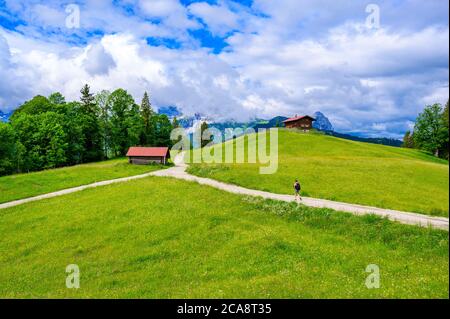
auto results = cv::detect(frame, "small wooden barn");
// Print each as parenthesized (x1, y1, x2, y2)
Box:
(126, 147, 170, 165)
(283, 115, 316, 131)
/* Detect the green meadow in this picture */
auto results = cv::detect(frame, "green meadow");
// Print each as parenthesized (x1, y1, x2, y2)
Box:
(0, 158, 164, 204)
(0, 176, 447, 298)
(187, 130, 449, 216)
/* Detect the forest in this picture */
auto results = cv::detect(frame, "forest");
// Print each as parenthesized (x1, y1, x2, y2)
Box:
(0, 85, 178, 176)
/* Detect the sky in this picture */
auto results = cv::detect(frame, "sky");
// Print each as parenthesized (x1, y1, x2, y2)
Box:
(0, 0, 448, 138)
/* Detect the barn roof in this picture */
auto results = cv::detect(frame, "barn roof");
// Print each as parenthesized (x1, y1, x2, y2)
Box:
(126, 147, 170, 157)
(283, 115, 316, 123)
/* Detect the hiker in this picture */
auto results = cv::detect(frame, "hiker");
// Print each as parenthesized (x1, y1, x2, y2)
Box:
(294, 179, 301, 202)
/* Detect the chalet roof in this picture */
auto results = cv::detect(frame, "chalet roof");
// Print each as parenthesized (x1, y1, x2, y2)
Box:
(126, 147, 170, 158)
(283, 115, 316, 123)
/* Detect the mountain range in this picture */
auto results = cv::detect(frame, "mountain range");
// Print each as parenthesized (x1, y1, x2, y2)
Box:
(1, 106, 401, 147)
(158, 107, 401, 147)
(158, 106, 402, 147)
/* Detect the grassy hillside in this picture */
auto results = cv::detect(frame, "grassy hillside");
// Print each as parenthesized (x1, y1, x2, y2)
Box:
(187, 130, 449, 216)
(0, 176, 447, 298)
(0, 158, 164, 203)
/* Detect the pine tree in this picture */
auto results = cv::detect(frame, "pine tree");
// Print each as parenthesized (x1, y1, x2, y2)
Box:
(140, 92, 155, 146)
(80, 84, 96, 115)
(79, 84, 102, 161)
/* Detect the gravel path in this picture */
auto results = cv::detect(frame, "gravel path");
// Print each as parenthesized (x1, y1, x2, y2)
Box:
(1, 152, 448, 231)
(0, 171, 159, 210)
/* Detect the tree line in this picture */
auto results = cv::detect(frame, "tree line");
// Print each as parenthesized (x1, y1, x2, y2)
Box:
(402, 101, 449, 159)
(0, 85, 179, 176)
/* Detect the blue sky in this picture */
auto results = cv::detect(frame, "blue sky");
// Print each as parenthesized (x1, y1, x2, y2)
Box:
(0, 0, 448, 138)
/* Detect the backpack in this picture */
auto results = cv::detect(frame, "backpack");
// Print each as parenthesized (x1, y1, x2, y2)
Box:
(295, 182, 301, 191)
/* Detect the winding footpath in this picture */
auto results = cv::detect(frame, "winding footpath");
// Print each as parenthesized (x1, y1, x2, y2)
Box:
(1, 153, 448, 231)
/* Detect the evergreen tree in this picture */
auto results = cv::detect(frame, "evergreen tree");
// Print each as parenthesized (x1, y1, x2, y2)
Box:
(80, 84, 97, 115)
(80, 84, 103, 162)
(140, 92, 155, 145)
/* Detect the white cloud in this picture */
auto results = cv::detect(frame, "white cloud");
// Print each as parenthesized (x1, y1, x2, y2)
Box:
(28, 4, 67, 28)
(3, 0, 198, 44)
(138, 0, 199, 30)
(0, 0, 448, 138)
(372, 123, 387, 131)
(139, 0, 182, 17)
(220, 23, 449, 134)
(420, 85, 450, 107)
(0, 31, 255, 120)
(0, 33, 35, 109)
(83, 42, 116, 76)
(188, 1, 239, 36)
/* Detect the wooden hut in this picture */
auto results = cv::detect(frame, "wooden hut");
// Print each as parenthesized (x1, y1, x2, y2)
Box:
(283, 115, 316, 131)
(126, 147, 170, 165)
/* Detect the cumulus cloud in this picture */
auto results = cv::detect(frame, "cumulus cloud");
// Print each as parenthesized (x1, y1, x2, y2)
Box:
(83, 42, 116, 76)
(0, 0, 448, 138)
(2, 0, 197, 43)
(0, 31, 255, 120)
(220, 21, 449, 137)
(138, 0, 199, 30)
(0, 33, 34, 109)
(188, 1, 240, 36)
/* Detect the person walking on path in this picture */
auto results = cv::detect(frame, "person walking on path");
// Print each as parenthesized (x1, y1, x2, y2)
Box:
(294, 179, 302, 202)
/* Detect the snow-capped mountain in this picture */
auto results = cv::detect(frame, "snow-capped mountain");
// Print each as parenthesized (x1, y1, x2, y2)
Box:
(177, 113, 210, 134)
